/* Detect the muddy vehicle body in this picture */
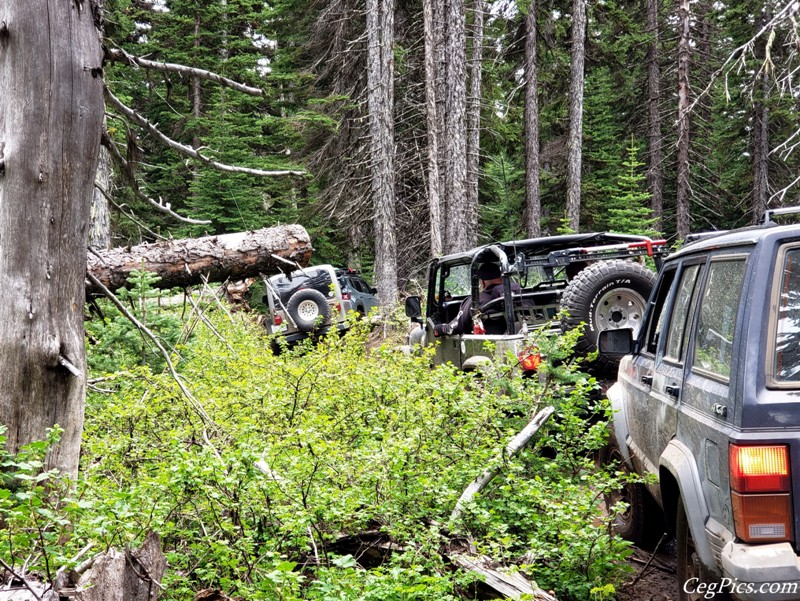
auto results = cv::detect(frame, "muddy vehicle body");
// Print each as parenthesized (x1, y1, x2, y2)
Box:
(601, 209, 800, 599)
(405, 232, 667, 376)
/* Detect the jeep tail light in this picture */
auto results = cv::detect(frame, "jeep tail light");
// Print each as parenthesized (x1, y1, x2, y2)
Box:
(274, 314, 283, 326)
(730, 444, 792, 543)
(518, 349, 542, 372)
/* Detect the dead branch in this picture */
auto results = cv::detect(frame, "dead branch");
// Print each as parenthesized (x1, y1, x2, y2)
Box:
(106, 47, 264, 97)
(450, 406, 555, 524)
(100, 131, 212, 225)
(105, 88, 307, 178)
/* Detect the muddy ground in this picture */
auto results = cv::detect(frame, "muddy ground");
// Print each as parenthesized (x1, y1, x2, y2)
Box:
(616, 543, 680, 601)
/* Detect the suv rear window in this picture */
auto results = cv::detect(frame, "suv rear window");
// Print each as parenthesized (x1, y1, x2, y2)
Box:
(772, 248, 800, 384)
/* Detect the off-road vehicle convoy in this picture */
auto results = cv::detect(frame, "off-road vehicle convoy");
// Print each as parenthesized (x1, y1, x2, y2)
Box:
(601, 208, 800, 600)
(405, 232, 667, 376)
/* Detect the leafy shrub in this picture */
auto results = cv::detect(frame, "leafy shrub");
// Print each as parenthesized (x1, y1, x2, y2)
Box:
(2, 304, 637, 600)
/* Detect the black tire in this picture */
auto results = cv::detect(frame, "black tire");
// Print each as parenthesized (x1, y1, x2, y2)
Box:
(560, 260, 655, 377)
(677, 498, 729, 600)
(286, 289, 332, 333)
(599, 441, 664, 548)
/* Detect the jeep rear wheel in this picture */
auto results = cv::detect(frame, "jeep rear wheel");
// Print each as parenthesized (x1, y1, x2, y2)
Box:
(287, 289, 332, 332)
(560, 260, 655, 377)
(599, 441, 663, 548)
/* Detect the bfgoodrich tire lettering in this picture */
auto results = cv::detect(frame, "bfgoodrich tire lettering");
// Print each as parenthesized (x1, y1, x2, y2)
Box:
(561, 260, 655, 376)
(287, 289, 332, 333)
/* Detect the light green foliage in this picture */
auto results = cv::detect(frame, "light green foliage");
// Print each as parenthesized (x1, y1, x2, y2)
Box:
(0, 426, 85, 581)
(5, 305, 636, 600)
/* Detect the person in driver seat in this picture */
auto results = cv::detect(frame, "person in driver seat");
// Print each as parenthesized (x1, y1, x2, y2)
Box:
(434, 262, 520, 336)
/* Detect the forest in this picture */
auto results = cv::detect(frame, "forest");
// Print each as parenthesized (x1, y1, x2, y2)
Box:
(0, 0, 798, 599)
(92, 0, 800, 302)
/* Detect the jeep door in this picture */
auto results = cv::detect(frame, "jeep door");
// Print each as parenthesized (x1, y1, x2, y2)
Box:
(677, 254, 748, 535)
(625, 261, 704, 493)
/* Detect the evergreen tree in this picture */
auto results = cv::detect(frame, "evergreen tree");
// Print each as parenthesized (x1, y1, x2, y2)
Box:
(607, 139, 659, 236)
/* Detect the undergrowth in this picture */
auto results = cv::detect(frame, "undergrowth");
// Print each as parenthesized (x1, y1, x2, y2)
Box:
(1, 283, 637, 600)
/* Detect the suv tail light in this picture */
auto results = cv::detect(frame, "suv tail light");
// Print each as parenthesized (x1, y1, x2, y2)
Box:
(730, 444, 792, 543)
(273, 313, 283, 326)
(341, 292, 351, 301)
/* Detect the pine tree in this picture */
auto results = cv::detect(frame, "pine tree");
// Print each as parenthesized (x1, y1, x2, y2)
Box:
(607, 139, 659, 236)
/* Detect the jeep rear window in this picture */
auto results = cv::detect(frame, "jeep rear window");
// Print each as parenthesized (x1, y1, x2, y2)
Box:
(774, 249, 800, 383)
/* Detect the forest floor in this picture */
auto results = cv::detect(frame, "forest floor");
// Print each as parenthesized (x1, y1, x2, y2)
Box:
(616, 543, 679, 601)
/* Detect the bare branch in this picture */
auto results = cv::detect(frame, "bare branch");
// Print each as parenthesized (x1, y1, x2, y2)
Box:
(100, 132, 212, 225)
(85, 271, 219, 431)
(686, 2, 798, 117)
(106, 47, 264, 97)
(104, 88, 307, 178)
(93, 182, 168, 241)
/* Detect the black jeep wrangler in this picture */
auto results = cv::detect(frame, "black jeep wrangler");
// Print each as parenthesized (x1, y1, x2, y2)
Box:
(405, 232, 667, 377)
(601, 208, 800, 600)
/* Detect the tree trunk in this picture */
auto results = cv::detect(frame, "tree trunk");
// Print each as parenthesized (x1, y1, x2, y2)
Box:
(524, 1, 542, 237)
(366, 0, 399, 305)
(424, 0, 444, 257)
(565, 0, 586, 232)
(89, 145, 113, 250)
(751, 5, 771, 223)
(86, 225, 313, 294)
(444, 0, 469, 252)
(646, 0, 663, 232)
(465, 0, 483, 247)
(0, 2, 105, 477)
(676, 0, 691, 239)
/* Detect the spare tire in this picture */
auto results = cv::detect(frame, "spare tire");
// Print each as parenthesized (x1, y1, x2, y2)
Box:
(286, 289, 332, 333)
(560, 260, 655, 376)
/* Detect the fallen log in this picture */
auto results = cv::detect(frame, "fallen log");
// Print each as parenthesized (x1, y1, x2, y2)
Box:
(449, 554, 557, 601)
(86, 225, 313, 295)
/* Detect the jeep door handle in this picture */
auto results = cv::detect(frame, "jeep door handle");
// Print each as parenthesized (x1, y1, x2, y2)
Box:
(665, 385, 680, 398)
(641, 375, 653, 386)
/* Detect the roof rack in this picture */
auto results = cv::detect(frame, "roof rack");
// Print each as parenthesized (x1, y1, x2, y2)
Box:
(762, 206, 800, 224)
(524, 239, 669, 270)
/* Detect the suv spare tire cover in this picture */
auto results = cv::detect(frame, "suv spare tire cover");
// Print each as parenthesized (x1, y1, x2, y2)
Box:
(560, 259, 655, 376)
(287, 289, 332, 333)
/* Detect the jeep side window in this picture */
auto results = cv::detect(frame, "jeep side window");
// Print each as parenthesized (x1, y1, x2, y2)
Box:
(692, 259, 746, 380)
(664, 264, 701, 363)
(644, 267, 677, 355)
(773, 248, 800, 383)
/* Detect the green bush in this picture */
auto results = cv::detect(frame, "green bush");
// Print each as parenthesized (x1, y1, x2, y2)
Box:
(1, 305, 637, 600)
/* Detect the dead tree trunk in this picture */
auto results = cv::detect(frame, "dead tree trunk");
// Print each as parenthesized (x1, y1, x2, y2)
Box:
(565, 0, 586, 232)
(0, 2, 105, 477)
(646, 0, 663, 232)
(676, 0, 692, 240)
(86, 225, 313, 294)
(524, 1, 542, 237)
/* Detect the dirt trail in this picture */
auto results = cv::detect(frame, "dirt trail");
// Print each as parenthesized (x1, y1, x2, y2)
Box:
(616, 544, 680, 601)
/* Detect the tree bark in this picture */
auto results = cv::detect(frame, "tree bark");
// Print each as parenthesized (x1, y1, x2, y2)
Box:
(0, 2, 105, 477)
(366, 0, 399, 305)
(524, 1, 542, 237)
(86, 225, 313, 295)
(424, 0, 444, 257)
(751, 5, 771, 223)
(89, 145, 113, 250)
(646, 0, 663, 232)
(444, 0, 469, 252)
(676, 0, 692, 239)
(465, 0, 483, 247)
(565, 0, 586, 232)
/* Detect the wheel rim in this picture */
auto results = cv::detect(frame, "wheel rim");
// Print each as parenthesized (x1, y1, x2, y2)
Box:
(297, 299, 321, 321)
(594, 287, 647, 336)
